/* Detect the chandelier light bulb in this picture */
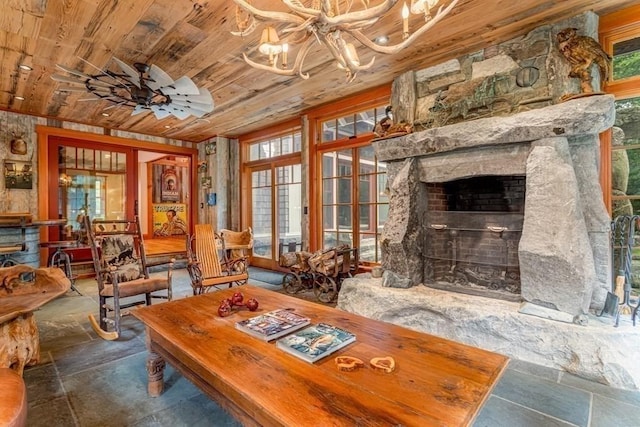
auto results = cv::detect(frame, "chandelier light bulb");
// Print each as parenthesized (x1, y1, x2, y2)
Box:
(402, 3, 410, 39)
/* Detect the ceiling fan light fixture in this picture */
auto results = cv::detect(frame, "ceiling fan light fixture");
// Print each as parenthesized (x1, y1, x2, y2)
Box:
(51, 57, 214, 120)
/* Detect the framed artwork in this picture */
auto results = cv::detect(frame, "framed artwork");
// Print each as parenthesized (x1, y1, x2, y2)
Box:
(4, 160, 33, 189)
(205, 143, 217, 155)
(201, 176, 212, 189)
(161, 169, 179, 202)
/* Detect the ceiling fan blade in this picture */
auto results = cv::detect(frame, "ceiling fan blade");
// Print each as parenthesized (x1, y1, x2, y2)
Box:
(159, 76, 199, 96)
(170, 88, 214, 106)
(147, 64, 174, 90)
(51, 74, 87, 84)
(112, 57, 140, 88)
(151, 105, 172, 120)
(131, 105, 148, 116)
(56, 64, 93, 79)
(56, 85, 108, 93)
(170, 99, 213, 110)
(163, 104, 191, 120)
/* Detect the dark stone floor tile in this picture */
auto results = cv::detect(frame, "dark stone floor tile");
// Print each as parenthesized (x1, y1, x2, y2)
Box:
(507, 359, 562, 383)
(52, 331, 145, 377)
(560, 372, 640, 407)
(23, 363, 65, 407)
(591, 394, 640, 427)
(62, 352, 201, 426)
(27, 396, 77, 427)
(132, 394, 241, 427)
(473, 396, 577, 427)
(492, 369, 591, 426)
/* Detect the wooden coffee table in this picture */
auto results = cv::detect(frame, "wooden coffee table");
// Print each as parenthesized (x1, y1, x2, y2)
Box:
(133, 285, 508, 426)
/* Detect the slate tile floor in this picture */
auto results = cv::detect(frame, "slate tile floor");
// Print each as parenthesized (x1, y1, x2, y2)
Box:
(23, 267, 640, 426)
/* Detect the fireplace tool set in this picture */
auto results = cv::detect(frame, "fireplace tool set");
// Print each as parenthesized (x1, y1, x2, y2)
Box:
(607, 215, 640, 326)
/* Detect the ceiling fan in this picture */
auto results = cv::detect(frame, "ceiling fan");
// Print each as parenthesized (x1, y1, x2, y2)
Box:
(51, 57, 214, 120)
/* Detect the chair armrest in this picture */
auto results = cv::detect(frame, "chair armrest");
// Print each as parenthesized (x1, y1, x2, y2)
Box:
(0, 368, 27, 427)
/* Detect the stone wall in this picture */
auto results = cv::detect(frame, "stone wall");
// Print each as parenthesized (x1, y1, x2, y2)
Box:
(391, 12, 599, 128)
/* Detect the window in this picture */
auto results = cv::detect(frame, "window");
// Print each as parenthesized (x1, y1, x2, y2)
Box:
(612, 96, 640, 216)
(320, 106, 388, 143)
(248, 131, 301, 161)
(316, 104, 389, 263)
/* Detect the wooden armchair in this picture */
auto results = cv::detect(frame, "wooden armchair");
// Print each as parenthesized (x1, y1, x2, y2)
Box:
(186, 224, 248, 295)
(84, 216, 173, 340)
(220, 227, 253, 274)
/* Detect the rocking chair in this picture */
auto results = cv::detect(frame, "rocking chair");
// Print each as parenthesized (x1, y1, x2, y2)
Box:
(84, 215, 173, 340)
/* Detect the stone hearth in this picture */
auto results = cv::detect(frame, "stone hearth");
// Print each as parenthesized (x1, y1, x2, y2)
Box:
(337, 277, 640, 390)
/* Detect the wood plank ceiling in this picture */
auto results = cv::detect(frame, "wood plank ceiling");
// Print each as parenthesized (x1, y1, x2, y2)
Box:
(0, 0, 636, 143)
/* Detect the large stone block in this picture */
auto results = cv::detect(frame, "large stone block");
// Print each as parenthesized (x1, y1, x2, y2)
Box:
(381, 158, 426, 286)
(337, 278, 640, 390)
(519, 139, 595, 315)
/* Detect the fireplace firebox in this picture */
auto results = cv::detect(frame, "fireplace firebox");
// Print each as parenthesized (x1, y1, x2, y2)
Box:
(424, 176, 525, 301)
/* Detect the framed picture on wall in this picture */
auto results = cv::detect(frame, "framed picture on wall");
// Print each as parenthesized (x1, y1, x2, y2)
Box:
(4, 160, 33, 189)
(205, 143, 217, 155)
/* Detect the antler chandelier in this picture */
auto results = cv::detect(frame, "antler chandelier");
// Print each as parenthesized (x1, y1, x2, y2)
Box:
(232, 0, 459, 82)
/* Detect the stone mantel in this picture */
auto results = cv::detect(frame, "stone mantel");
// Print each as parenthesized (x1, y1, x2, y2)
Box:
(373, 95, 615, 162)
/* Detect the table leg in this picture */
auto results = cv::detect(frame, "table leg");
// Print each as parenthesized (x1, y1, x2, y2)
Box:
(144, 331, 165, 397)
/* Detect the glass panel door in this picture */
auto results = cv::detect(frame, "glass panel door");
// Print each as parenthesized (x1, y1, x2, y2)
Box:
(277, 164, 302, 257)
(251, 169, 273, 259)
(249, 161, 303, 269)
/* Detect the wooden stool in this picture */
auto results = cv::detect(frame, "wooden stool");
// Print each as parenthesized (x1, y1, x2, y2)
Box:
(39, 241, 81, 295)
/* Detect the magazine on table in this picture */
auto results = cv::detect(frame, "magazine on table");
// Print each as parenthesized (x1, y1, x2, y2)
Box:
(276, 323, 356, 363)
(235, 309, 310, 341)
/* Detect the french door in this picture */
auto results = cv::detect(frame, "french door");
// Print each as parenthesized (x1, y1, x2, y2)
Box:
(247, 159, 302, 270)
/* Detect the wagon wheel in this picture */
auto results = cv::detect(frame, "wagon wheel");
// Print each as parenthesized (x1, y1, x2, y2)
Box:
(282, 272, 302, 294)
(314, 275, 338, 303)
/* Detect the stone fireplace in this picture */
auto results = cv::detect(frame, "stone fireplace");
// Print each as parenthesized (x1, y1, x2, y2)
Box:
(337, 95, 640, 389)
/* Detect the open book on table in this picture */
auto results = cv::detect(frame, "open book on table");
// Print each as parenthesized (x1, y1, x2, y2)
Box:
(235, 309, 310, 341)
(276, 323, 356, 363)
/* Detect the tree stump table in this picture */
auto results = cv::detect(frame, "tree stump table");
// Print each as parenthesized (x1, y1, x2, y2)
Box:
(0, 265, 70, 375)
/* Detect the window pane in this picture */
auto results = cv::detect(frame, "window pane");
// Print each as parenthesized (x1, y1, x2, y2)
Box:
(115, 153, 126, 172)
(252, 170, 271, 187)
(323, 205, 335, 229)
(281, 135, 293, 155)
(378, 204, 389, 230)
(322, 119, 337, 142)
(337, 115, 355, 139)
(270, 138, 281, 157)
(359, 175, 372, 203)
(323, 231, 337, 249)
(323, 178, 334, 204)
(337, 177, 351, 203)
(338, 205, 351, 230)
(359, 146, 375, 174)
(251, 184, 272, 258)
(277, 164, 300, 185)
(356, 109, 376, 135)
(293, 132, 302, 152)
(612, 96, 640, 216)
(377, 174, 388, 203)
(249, 143, 260, 161)
(359, 233, 377, 262)
(359, 204, 372, 231)
(322, 153, 335, 177)
(338, 232, 353, 247)
(613, 36, 640, 81)
(337, 150, 352, 176)
(276, 179, 302, 256)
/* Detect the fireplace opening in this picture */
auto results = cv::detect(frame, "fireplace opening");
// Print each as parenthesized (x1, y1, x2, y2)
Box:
(424, 175, 525, 301)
